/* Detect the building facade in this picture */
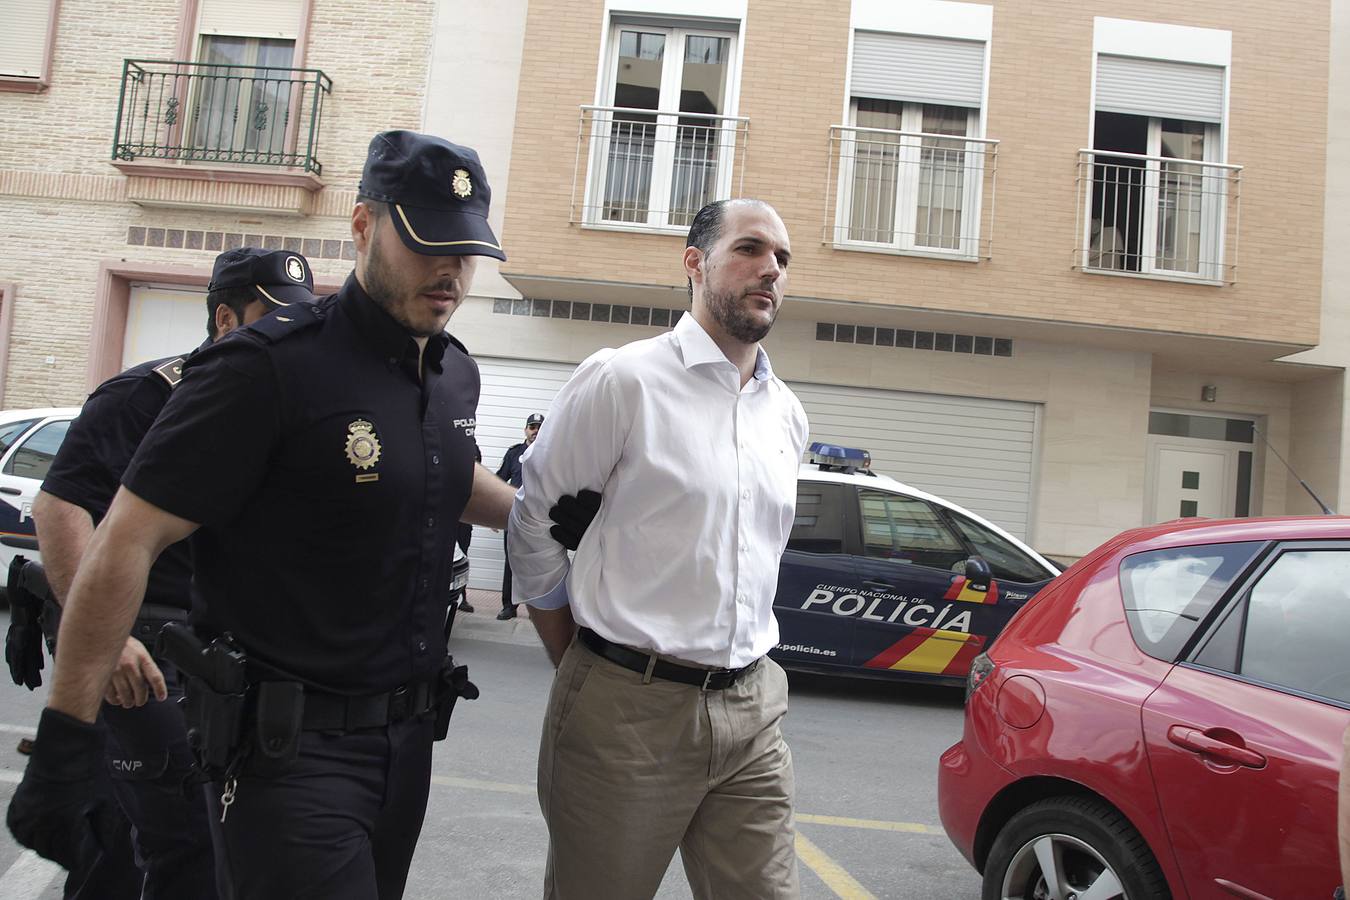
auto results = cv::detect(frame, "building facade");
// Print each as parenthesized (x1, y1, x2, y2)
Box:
(0, 0, 438, 402)
(0, 0, 1341, 582)
(443, 0, 1339, 572)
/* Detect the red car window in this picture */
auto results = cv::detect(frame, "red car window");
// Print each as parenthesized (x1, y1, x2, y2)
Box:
(1119, 541, 1262, 661)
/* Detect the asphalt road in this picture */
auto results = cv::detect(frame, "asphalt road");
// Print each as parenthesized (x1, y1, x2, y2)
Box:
(0, 607, 983, 898)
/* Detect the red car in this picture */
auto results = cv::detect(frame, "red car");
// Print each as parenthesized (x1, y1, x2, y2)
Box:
(939, 516, 1350, 900)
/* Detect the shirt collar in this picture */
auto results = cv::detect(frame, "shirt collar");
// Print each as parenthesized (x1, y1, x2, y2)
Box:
(338, 273, 450, 372)
(673, 312, 774, 383)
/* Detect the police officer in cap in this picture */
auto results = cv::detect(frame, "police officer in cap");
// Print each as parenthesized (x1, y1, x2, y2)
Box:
(22, 247, 315, 898)
(495, 412, 543, 620)
(9, 132, 518, 899)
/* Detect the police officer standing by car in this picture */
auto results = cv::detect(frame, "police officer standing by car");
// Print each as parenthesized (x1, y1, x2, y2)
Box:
(23, 247, 316, 898)
(7, 131, 518, 900)
(495, 412, 543, 620)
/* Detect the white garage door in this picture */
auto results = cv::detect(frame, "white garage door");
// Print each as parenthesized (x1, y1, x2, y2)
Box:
(467, 357, 578, 590)
(125, 285, 208, 368)
(788, 382, 1039, 539)
(464, 359, 1041, 588)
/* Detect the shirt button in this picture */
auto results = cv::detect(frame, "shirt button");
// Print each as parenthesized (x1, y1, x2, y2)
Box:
(432, 455, 440, 465)
(742, 490, 751, 500)
(427, 517, 435, 528)
(417, 640, 427, 652)
(420, 578, 429, 589)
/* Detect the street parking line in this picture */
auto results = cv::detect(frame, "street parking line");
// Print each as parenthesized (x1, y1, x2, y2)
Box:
(795, 833, 878, 900)
(797, 813, 939, 834)
(430, 774, 534, 796)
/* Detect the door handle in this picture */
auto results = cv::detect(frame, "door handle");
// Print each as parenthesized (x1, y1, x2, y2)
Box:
(862, 580, 893, 590)
(0, 487, 20, 495)
(1167, 725, 1267, 769)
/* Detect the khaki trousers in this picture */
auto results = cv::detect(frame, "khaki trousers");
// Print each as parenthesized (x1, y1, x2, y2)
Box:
(538, 637, 799, 900)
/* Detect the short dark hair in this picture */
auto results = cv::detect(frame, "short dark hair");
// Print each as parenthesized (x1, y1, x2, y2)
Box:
(684, 198, 770, 299)
(205, 285, 258, 339)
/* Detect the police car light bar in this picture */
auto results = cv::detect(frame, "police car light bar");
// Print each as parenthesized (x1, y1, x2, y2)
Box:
(809, 442, 868, 473)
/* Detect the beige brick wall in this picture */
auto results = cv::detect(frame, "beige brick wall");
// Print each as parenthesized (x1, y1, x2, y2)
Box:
(0, 0, 438, 406)
(501, 0, 1330, 348)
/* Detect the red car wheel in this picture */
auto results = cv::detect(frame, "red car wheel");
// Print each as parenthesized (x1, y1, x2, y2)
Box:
(982, 796, 1170, 900)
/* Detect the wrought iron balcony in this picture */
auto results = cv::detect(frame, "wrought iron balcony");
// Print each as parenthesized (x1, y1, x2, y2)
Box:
(824, 125, 999, 261)
(1075, 149, 1242, 284)
(571, 105, 749, 231)
(112, 59, 332, 175)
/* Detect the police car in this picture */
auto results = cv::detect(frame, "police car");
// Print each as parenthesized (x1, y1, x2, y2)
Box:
(0, 408, 80, 580)
(771, 444, 1061, 686)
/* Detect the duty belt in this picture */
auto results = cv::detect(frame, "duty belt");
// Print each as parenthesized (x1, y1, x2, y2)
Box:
(298, 681, 438, 732)
(577, 627, 760, 691)
(132, 603, 189, 645)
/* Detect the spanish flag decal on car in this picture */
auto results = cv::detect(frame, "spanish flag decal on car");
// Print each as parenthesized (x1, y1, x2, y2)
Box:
(863, 627, 988, 675)
(944, 574, 1000, 604)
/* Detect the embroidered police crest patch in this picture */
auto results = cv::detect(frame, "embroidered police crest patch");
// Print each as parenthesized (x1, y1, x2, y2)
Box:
(451, 168, 472, 199)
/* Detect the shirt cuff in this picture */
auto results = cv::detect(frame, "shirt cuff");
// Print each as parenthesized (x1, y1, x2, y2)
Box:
(523, 576, 571, 611)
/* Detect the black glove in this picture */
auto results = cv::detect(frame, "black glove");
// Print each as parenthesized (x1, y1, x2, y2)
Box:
(5, 608, 44, 690)
(8, 708, 123, 871)
(548, 489, 602, 551)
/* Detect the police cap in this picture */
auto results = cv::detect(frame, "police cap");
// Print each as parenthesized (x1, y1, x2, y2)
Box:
(526, 413, 544, 427)
(358, 130, 506, 262)
(209, 248, 317, 309)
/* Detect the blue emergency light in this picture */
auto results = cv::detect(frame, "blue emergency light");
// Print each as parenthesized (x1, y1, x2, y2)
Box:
(808, 442, 870, 473)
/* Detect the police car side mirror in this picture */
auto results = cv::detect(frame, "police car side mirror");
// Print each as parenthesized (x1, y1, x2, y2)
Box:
(964, 556, 993, 591)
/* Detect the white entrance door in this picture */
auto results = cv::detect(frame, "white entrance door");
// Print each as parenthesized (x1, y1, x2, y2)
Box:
(1148, 441, 1233, 522)
(125, 285, 208, 367)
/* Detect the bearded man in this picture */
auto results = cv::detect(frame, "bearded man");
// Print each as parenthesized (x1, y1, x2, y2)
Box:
(508, 198, 810, 900)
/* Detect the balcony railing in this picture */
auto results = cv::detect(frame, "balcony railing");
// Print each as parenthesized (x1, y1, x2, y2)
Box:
(824, 125, 999, 260)
(571, 105, 749, 231)
(1075, 149, 1242, 284)
(112, 59, 332, 175)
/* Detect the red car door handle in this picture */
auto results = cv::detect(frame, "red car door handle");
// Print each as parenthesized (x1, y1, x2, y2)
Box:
(1167, 725, 1267, 769)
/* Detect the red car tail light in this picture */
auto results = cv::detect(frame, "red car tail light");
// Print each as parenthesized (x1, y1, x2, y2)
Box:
(966, 652, 995, 701)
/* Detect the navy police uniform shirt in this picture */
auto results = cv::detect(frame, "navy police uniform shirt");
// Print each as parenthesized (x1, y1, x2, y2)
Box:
(122, 274, 480, 694)
(41, 351, 202, 611)
(496, 443, 527, 489)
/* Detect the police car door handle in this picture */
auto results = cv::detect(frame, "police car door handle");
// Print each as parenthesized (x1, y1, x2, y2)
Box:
(863, 579, 893, 590)
(0, 487, 19, 496)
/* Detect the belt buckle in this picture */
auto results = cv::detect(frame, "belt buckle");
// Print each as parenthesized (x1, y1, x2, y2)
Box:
(701, 669, 714, 691)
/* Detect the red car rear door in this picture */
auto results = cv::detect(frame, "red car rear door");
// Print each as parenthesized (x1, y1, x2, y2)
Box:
(1141, 544, 1350, 900)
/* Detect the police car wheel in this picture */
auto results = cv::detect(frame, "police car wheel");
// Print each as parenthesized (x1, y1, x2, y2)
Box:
(981, 796, 1170, 900)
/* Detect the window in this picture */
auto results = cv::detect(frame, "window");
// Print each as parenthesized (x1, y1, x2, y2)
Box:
(0, 420, 37, 457)
(788, 483, 848, 554)
(858, 489, 967, 571)
(1119, 542, 1260, 661)
(834, 30, 989, 258)
(0, 0, 57, 88)
(585, 21, 740, 229)
(186, 0, 303, 164)
(1085, 52, 1232, 281)
(946, 510, 1051, 584)
(4, 420, 71, 481)
(1235, 550, 1350, 702)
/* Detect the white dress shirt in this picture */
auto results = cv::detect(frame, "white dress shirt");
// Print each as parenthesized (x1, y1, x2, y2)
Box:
(507, 313, 809, 668)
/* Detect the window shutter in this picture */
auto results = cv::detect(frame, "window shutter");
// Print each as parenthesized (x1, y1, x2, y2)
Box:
(198, 0, 304, 40)
(850, 31, 985, 109)
(0, 0, 55, 78)
(1095, 55, 1225, 123)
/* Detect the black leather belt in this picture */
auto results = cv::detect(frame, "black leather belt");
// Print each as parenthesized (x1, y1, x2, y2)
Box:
(577, 627, 760, 691)
(300, 681, 437, 732)
(133, 603, 188, 644)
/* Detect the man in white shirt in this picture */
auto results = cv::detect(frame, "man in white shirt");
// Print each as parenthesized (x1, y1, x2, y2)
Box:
(508, 198, 809, 899)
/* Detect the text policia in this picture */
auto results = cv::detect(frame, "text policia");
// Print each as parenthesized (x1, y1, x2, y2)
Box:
(799, 584, 975, 634)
